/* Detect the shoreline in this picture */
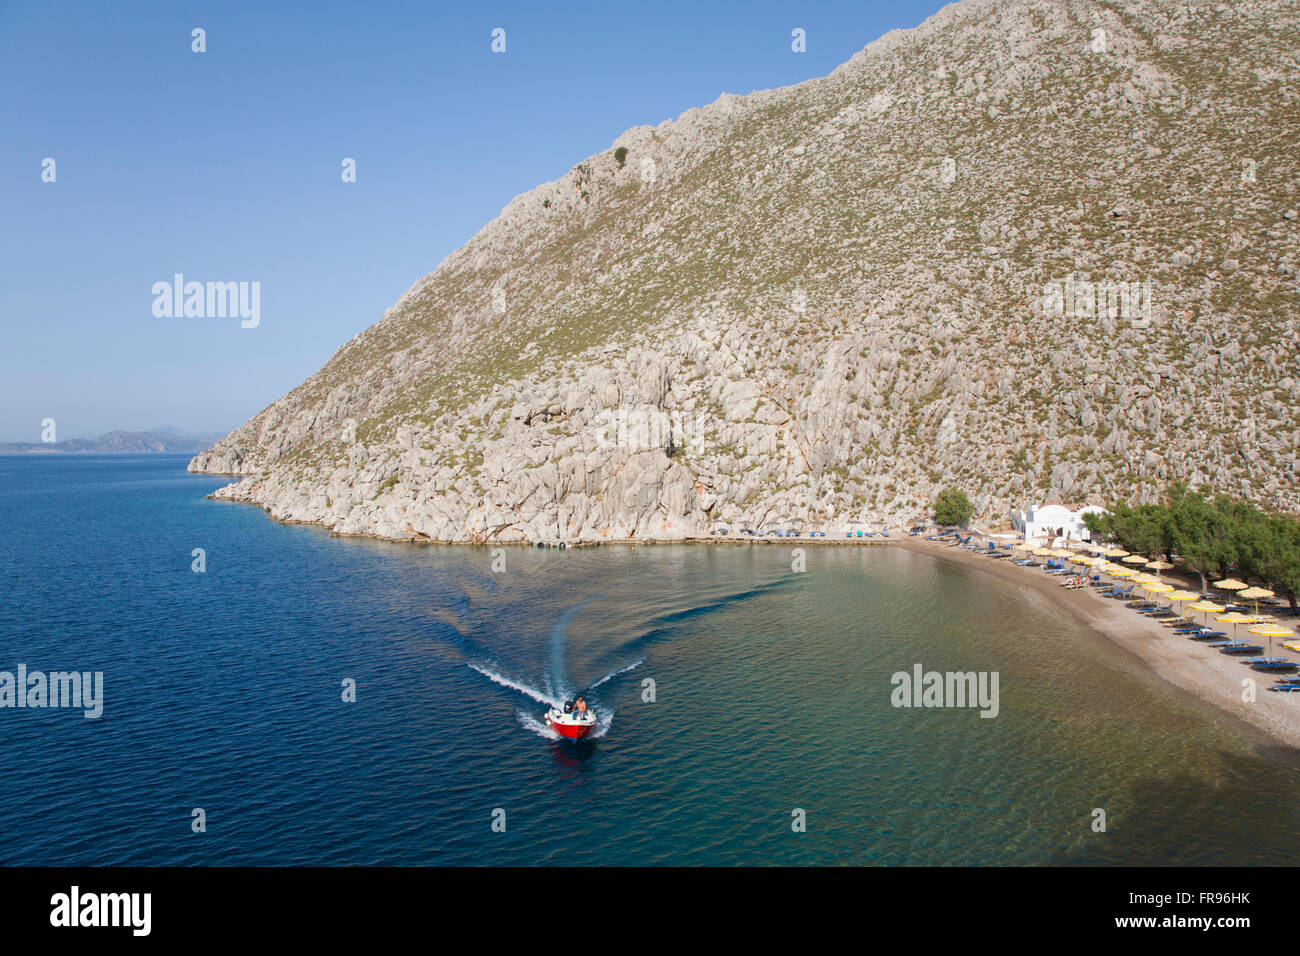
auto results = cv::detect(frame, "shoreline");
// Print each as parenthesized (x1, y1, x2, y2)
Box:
(207, 492, 1300, 751)
(895, 536, 1300, 754)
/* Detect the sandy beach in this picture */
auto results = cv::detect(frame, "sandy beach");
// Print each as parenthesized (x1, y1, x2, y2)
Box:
(897, 536, 1300, 752)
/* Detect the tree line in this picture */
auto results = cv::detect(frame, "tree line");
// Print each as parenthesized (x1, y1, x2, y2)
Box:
(1083, 481, 1300, 608)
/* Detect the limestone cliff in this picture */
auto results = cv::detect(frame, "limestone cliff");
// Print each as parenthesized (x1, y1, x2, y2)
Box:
(191, 0, 1300, 542)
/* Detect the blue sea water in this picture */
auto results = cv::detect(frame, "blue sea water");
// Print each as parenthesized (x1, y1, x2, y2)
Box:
(2, 454, 1300, 866)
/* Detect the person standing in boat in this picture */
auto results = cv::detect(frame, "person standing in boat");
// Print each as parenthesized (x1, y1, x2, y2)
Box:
(574, 696, 588, 719)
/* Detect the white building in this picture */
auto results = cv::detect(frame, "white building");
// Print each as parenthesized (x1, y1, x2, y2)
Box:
(1011, 502, 1105, 545)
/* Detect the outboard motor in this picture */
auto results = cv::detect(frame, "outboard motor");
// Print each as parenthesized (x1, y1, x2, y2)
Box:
(563, 700, 574, 714)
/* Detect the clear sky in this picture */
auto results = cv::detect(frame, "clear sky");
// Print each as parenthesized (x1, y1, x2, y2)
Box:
(0, 0, 950, 442)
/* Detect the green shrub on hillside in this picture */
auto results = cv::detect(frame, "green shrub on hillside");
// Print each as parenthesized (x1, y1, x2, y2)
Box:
(933, 488, 974, 526)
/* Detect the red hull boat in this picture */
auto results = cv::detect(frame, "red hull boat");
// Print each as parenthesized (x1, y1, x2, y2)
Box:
(545, 706, 596, 740)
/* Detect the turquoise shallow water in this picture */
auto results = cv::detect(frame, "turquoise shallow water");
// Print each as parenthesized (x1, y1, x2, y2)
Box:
(2, 454, 1299, 865)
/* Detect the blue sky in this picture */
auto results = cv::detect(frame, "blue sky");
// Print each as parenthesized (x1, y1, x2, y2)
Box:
(0, 0, 950, 442)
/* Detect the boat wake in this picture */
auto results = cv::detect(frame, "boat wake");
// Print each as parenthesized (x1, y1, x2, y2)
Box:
(516, 710, 562, 740)
(467, 663, 563, 709)
(587, 656, 646, 691)
(515, 707, 615, 740)
(548, 598, 594, 701)
(612, 578, 791, 656)
(470, 659, 626, 741)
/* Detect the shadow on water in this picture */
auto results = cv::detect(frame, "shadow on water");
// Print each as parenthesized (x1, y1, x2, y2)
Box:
(549, 739, 599, 770)
(1047, 744, 1300, 865)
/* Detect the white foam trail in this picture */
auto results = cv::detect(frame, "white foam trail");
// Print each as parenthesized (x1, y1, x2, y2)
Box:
(516, 710, 561, 740)
(587, 657, 646, 691)
(591, 708, 615, 739)
(468, 663, 563, 708)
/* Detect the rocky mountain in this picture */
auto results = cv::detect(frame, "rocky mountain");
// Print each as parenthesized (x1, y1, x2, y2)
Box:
(3, 429, 227, 455)
(190, 0, 1300, 544)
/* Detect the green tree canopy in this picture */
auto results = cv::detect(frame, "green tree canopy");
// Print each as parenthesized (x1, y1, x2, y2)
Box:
(1087, 481, 1300, 605)
(933, 488, 974, 526)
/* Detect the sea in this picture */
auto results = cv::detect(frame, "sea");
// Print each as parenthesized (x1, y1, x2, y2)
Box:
(2, 454, 1299, 865)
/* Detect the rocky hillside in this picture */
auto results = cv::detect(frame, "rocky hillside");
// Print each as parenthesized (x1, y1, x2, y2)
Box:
(191, 0, 1300, 543)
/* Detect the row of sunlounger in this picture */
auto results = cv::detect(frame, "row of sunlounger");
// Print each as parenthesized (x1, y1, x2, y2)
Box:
(1094, 582, 1300, 687)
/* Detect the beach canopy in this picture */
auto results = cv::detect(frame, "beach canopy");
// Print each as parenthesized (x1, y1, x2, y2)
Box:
(1104, 548, 1130, 557)
(1141, 582, 1174, 594)
(1054, 549, 1078, 558)
(1122, 554, 1149, 565)
(1013, 542, 1036, 551)
(1033, 548, 1055, 556)
(1107, 568, 1137, 579)
(1213, 578, 1247, 590)
(1165, 590, 1199, 603)
(1237, 586, 1276, 616)
(1248, 623, 1293, 638)
(1247, 622, 1294, 654)
(1131, 573, 1161, 584)
(1215, 611, 1258, 638)
(1145, 559, 1174, 570)
(1186, 601, 1224, 612)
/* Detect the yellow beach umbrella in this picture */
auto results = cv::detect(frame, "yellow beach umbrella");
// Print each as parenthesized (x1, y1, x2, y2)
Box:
(1033, 548, 1054, 557)
(1131, 573, 1161, 585)
(1247, 622, 1292, 655)
(1215, 611, 1259, 641)
(1162, 589, 1200, 620)
(1145, 559, 1174, 579)
(1237, 586, 1274, 616)
(1214, 577, 1247, 591)
(1141, 581, 1175, 611)
(1186, 600, 1223, 626)
(1105, 548, 1130, 558)
(1122, 554, 1149, 565)
(1108, 568, 1137, 579)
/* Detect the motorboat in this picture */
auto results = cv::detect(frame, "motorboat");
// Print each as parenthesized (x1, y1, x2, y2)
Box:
(545, 700, 597, 740)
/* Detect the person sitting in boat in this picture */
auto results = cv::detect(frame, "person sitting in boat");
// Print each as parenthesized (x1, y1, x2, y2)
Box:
(574, 696, 589, 719)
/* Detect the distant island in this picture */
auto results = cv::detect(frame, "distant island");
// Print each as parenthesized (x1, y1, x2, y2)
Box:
(0, 427, 227, 455)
